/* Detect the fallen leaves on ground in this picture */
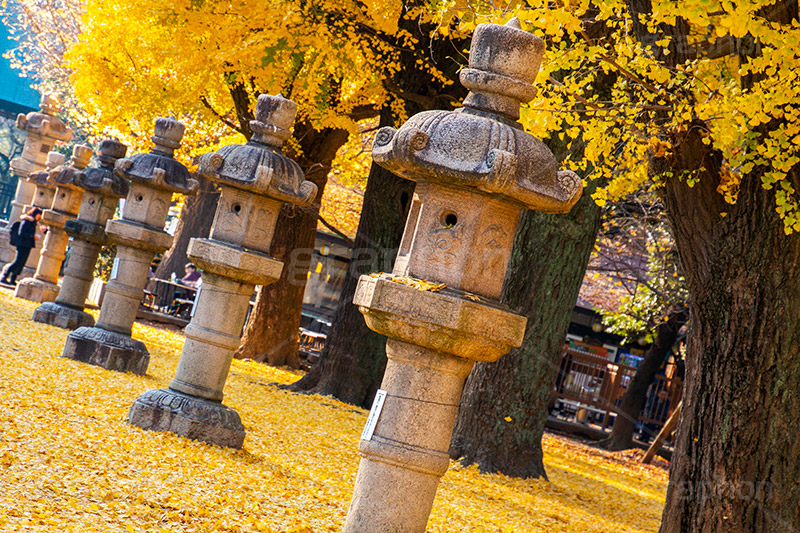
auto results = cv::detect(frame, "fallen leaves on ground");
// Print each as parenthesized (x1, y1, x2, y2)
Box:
(0, 289, 667, 532)
(369, 273, 447, 292)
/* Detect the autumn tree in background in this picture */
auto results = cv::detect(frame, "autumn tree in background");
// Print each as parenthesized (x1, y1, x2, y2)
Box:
(288, 3, 469, 405)
(36, 0, 422, 365)
(588, 194, 689, 451)
(442, 0, 800, 529)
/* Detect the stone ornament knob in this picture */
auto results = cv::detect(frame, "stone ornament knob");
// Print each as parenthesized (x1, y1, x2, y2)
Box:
(97, 139, 128, 168)
(151, 117, 185, 155)
(115, 117, 197, 194)
(49, 145, 93, 188)
(46, 151, 66, 170)
(460, 18, 544, 105)
(250, 93, 297, 148)
(198, 93, 316, 206)
(39, 93, 60, 116)
(78, 139, 129, 198)
(70, 145, 93, 169)
(371, 18, 582, 214)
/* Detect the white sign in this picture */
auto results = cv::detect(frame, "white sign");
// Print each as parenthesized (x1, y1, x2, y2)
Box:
(190, 286, 202, 317)
(110, 258, 120, 280)
(361, 389, 388, 442)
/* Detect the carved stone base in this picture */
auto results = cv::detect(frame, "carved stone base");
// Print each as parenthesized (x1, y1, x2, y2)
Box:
(62, 326, 149, 374)
(14, 277, 59, 303)
(128, 388, 245, 449)
(32, 301, 95, 330)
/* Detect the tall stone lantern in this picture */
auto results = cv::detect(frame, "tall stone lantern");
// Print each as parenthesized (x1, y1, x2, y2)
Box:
(10, 151, 67, 272)
(32, 140, 129, 329)
(342, 19, 582, 532)
(8, 94, 73, 224)
(62, 118, 197, 374)
(128, 94, 317, 449)
(16, 145, 93, 303)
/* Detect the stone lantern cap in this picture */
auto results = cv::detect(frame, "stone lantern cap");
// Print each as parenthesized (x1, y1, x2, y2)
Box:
(28, 152, 65, 186)
(28, 146, 88, 188)
(114, 118, 197, 195)
(78, 140, 130, 199)
(15, 94, 73, 143)
(48, 145, 93, 190)
(197, 94, 317, 206)
(371, 18, 581, 214)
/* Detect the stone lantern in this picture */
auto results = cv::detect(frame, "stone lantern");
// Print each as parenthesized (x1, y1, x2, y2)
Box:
(342, 20, 582, 532)
(32, 140, 129, 329)
(7, 151, 67, 272)
(15, 145, 93, 303)
(62, 118, 197, 374)
(8, 94, 73, 224)
(128, 94, 316, 449)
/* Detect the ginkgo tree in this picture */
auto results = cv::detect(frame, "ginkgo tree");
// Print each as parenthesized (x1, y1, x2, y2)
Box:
(439, 0, 800, 531)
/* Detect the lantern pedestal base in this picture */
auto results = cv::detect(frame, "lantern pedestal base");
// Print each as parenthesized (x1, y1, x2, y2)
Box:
(128, 388, 245, 449)
(32, 301, 95, 330)
(14, 277, 59, 303)
(62, 326, 149, 374)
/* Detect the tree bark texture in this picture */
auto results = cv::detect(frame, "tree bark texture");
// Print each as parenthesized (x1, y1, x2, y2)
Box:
(287, 7, 469, 406)
(154, 173, 219, 280)
(235, 124, 348, 367)
(658, 126, 800, 533)
(599, 312, 686, 451)
(286, 108, 415, 406)
(619, 0, 800, 530)
(449, 187, 602, 479)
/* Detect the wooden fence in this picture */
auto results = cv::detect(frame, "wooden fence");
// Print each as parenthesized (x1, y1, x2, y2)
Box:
(553, 348, 681, 432)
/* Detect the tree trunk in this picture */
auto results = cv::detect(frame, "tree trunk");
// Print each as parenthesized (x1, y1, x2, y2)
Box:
(154, 173, 219, 279)
(658, 127, 800, 533)
(286, 8, 469, 406)
(286, 107, 415, 406)
(449, 185, 602, 479)
(235, 124, 348, 367)
(599, 312, 686, 451)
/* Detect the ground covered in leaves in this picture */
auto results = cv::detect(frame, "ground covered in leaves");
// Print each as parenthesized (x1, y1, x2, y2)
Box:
(0, 289, 668, 532)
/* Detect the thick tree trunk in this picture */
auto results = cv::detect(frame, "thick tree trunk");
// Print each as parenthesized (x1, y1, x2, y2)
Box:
(658, 129, 800, 532)
(154, 173, 219, 279)
(449, 185, 602, 479)
(287, 8, 468, 406)
(599, 312, 686, 451)
(235, 124, 348, 367)
(286, 108, 414, 406)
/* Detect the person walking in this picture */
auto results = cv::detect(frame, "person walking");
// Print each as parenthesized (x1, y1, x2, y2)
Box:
(1, 207, 43, 285)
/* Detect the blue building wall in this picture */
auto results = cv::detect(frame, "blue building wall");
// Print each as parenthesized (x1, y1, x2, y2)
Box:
(0, 23, 40, 115)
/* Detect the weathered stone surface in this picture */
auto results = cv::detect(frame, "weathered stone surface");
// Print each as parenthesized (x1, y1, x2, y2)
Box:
(8, 95, 73, 224)
(14, 151, 67, 273)
(354, 274, 525, 362)
(343, 19, 584, 532)
(105, 219, 174, 253)
(35, 140, 129, 329)
(32, 301, 94, 330)
(128, 388, 245, 449)
(187, 238, 283, 286)
(132, 94, 315, 448)
(63, 121, 193, 374)
(16, 145, 92, 303)
(63, 326, 149, 374)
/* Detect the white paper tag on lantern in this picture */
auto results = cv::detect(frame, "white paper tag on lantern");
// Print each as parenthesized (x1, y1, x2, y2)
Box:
(361, 389, 388, 441)
(190, 286, 202, 317)
(110, 258, 120, 280)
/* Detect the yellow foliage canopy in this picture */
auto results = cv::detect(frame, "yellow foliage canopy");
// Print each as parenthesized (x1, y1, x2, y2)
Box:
(436, 0, 800, 231)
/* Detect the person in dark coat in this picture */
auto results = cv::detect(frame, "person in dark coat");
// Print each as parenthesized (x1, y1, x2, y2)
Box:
(1, 207, 43, 285)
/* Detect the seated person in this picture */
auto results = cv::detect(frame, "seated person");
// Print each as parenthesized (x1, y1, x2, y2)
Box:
(179, 262, 202, 288)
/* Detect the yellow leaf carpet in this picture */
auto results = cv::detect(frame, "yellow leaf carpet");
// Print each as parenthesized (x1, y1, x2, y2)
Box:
(0, 289, 668, 532)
